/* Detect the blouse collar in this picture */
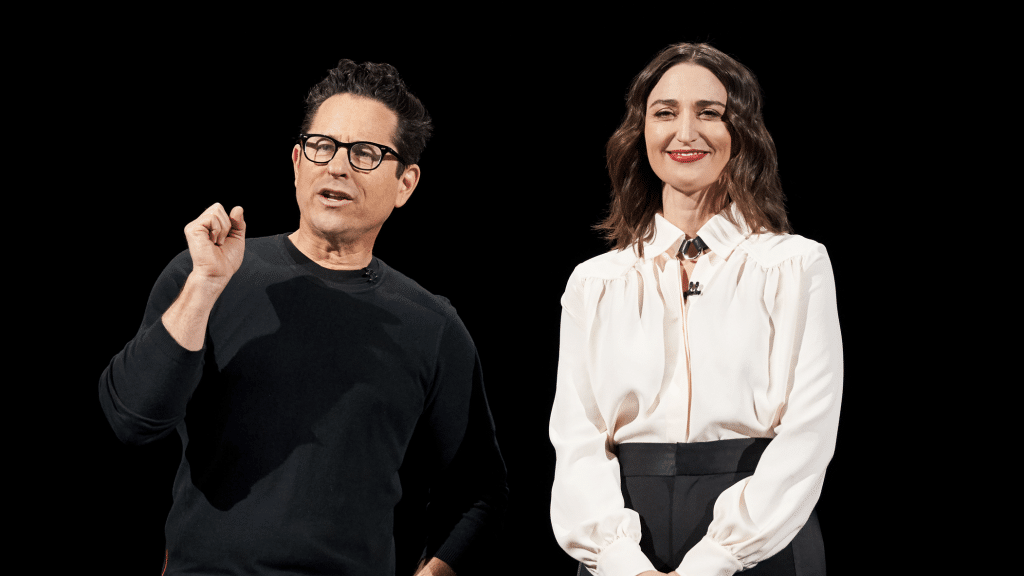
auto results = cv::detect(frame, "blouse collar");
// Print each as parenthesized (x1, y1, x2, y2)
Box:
(642, 204, 753, 262)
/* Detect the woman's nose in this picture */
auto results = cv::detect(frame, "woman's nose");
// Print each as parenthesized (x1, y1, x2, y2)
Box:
(674, 114, 698, 143)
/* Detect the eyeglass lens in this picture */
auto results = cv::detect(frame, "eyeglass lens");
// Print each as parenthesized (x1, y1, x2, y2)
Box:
(303, 136, 384, 170)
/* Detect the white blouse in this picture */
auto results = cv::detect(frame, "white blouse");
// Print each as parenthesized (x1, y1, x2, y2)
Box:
(549, 207, 843, 576)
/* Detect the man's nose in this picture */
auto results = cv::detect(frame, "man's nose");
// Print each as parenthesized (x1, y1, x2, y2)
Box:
(327, 150, 350, 177)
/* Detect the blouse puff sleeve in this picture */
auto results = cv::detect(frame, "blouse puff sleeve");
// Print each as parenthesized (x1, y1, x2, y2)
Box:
(549, 244, 843, 576)
(550, 263, 658, 576)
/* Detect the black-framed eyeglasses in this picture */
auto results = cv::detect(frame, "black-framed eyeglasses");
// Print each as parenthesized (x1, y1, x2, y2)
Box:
(297, 133, 407, 171)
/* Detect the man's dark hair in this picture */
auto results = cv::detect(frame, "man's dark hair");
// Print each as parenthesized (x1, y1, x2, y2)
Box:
(301, 59, 433, 175)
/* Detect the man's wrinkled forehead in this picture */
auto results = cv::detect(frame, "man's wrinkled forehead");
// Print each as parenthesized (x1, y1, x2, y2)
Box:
(307, 93, 400, 149)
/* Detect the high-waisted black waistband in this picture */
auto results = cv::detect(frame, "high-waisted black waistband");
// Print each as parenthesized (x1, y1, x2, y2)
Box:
(617, 438, 772, 476)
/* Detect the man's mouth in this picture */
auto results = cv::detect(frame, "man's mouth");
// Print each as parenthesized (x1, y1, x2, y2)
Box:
(668, 150, 709, 163)
(318, 190, 354, 206)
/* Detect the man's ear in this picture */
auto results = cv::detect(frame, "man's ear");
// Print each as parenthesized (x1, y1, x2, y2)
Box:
(394, 164, 420, 208)
(291, 145, 302, 187)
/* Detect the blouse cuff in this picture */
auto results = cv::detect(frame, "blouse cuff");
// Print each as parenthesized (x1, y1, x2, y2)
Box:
(676, 536, 742, 576)
(597, 537, 656, 576)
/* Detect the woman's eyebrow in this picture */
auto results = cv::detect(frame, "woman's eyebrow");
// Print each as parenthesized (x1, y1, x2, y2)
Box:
(648, 98, 727, 109)
(648, 98, 678, 109)
(695, 99, 727, 109)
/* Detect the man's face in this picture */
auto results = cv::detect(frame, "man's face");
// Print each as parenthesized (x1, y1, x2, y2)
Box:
(292, 93, 419, 248)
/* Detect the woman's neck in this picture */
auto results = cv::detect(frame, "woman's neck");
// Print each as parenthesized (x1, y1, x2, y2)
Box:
(661, 186, 712, 238)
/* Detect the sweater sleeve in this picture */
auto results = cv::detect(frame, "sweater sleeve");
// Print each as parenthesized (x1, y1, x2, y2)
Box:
(98, 252, 207, 445)
(678, 246, 843, 576)
(549, 270, 657, 576)
(417, 313, 509, 574)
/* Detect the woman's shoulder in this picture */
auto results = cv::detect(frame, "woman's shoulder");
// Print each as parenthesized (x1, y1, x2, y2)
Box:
(739, 231, 831, 268)
(569, 248, 642, 282)
(560, 249, 641, 313)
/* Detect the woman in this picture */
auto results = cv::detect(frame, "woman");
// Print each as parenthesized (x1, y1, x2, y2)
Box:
(549, 43, 842, 576)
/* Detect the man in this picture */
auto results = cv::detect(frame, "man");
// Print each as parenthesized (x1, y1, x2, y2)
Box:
(99, 60, 507, 575)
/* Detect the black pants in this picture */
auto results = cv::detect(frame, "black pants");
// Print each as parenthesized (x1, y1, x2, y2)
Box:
(579, 439, 825, 575)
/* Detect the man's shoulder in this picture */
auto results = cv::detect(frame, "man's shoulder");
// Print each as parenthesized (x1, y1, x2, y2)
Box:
(246, 234, 286, 247)
(244, 234, 290, 261)
(164, 234, 287, 270)
(377, 261, 478, 353)
(378, 260, 459, 318)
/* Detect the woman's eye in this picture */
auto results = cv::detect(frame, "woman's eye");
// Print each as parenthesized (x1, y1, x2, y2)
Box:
(653, 109, 674, 118)
(700, 109, 723, 119)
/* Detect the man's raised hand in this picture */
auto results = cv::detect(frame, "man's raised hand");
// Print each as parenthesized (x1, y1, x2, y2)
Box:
(162, 203, 245, 351)
(184, 203, 246, 288)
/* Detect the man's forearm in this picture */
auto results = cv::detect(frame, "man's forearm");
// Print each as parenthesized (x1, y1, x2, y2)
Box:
(415, 557, 456, 576)
(161, 273, 227, 352)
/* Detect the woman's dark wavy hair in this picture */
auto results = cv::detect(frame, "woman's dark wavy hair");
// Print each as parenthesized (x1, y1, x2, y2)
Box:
(300, 59, 433, 176)
(597, 43, 791, 257)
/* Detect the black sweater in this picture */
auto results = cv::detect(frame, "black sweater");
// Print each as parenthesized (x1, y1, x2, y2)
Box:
(100, 235, 507, 575)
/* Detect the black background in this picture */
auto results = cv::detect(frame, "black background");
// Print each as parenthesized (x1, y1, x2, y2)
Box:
(41, 18, 923, 576)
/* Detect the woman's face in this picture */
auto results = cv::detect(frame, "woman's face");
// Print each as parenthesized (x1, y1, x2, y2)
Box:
(645, 63, 732, 197)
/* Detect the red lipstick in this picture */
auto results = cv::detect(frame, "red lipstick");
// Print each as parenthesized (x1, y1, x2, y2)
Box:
(668, 150, 709, 163)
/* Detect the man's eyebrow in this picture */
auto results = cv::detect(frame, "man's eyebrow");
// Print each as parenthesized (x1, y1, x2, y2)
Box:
(648, 98, 727, 109)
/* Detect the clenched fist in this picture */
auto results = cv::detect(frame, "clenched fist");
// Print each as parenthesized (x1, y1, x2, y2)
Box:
(162, 203, 246, 351)
(184, 203, 246, 288)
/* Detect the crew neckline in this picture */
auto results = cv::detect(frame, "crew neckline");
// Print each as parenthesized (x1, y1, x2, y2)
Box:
(278, 234, 385, 290)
